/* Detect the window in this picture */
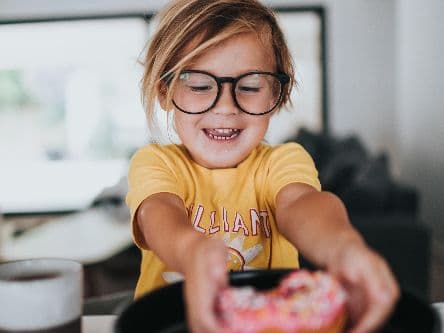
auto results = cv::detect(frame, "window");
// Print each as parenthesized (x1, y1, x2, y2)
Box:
(0, 17, 149, 161)
(267, 9, 325, 144)
(0, 17, 150, 213)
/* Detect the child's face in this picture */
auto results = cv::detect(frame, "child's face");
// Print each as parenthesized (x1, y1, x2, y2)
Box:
(174, 33, 275, 169)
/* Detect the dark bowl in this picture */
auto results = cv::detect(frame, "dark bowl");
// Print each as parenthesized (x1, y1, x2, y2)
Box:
(115, 269, 441, 333)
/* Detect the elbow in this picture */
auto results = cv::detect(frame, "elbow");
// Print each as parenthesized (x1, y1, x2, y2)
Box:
(316, 191, 347, 208)
(136, 196, 155, 232)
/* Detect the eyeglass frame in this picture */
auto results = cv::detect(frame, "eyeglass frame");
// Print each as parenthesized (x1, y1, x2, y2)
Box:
(163, 70, 290, 116)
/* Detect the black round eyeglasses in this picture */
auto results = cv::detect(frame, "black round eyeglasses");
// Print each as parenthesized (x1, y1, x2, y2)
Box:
(163, 70, 290, 115)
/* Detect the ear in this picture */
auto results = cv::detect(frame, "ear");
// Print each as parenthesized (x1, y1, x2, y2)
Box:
(158, 93, 167, 110)
(157, 81, 169, 110)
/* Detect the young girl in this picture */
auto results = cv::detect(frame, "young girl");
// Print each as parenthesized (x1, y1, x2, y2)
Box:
(126, 0, 399, 332)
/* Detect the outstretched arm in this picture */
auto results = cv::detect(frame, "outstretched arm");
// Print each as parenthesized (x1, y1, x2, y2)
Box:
(275, 183, 399, 333)
(137, 192, 228, 333)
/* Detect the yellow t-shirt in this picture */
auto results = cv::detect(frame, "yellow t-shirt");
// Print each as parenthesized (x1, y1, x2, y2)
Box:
(126, 142, 321, 298)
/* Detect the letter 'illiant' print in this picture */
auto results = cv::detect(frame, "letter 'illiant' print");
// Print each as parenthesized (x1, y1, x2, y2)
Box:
(188, 204, 271, 238)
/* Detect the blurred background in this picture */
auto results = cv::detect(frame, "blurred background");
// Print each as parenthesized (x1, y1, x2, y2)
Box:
(0, 0, 443, 310)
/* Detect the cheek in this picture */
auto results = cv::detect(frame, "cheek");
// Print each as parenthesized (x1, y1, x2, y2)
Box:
(173, 113, 186, 139)
(174, 112, 200, 141)
(252, 116, 271, 134)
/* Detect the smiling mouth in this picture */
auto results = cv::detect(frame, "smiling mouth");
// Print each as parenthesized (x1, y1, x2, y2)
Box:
(203, 128, 241, 141)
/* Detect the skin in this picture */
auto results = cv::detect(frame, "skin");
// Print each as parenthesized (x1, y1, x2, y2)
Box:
(137, 33, 399, 333)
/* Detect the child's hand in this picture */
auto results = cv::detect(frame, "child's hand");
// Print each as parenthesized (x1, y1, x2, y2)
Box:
(183, 237, 228, 333)
(328, 241, 400, 333)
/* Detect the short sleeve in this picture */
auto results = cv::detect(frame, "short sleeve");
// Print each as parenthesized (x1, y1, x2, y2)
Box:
(125, 144, 185, 249)
(266, 143, 321, 208)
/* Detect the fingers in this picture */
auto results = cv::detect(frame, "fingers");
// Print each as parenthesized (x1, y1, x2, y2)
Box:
(344, 250, 400, 333)
(184, 238, 229, 333)
(351, 267, 399, 332)
(348, 284, 395, 333)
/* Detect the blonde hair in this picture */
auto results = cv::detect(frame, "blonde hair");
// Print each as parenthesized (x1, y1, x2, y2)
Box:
(141, 0, 295, 128)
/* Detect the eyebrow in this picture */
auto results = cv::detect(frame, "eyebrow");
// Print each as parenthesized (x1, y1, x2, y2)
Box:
(183, 67, 273, 76)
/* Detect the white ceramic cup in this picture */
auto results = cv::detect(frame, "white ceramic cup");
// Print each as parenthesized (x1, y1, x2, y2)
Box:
(0, 258, 83, 332)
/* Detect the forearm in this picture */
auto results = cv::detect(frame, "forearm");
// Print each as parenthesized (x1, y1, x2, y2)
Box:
(277, 185, 399, 332)
(136, 192, 203, 274)
(137, 192, 228, 333)
(276, 188, 365, 269)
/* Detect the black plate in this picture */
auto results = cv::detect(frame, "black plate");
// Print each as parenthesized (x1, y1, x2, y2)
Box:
(114, 269, 441, 333)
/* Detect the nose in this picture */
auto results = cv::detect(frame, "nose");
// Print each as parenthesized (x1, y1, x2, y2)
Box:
(212, 84, 239, 115)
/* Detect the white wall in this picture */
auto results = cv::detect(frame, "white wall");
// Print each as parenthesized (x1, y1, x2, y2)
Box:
(397, 0, 444, 237)
(270, 0, 397, 160)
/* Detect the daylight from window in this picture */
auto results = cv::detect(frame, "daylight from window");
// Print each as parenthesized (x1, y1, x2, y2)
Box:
(0, 18, 149, 162)
(0, 18, 150, 213)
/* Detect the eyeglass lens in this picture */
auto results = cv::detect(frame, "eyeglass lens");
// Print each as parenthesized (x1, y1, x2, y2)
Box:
(173, 72, 282, 114)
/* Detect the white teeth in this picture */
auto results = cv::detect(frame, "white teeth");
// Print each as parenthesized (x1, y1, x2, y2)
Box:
(207, 131, 240, 140)
(204, 128, 241, 141)
(214, 128, 235, 134)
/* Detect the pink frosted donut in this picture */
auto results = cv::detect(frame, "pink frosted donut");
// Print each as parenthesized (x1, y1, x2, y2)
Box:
(216, 270, 347, 333)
